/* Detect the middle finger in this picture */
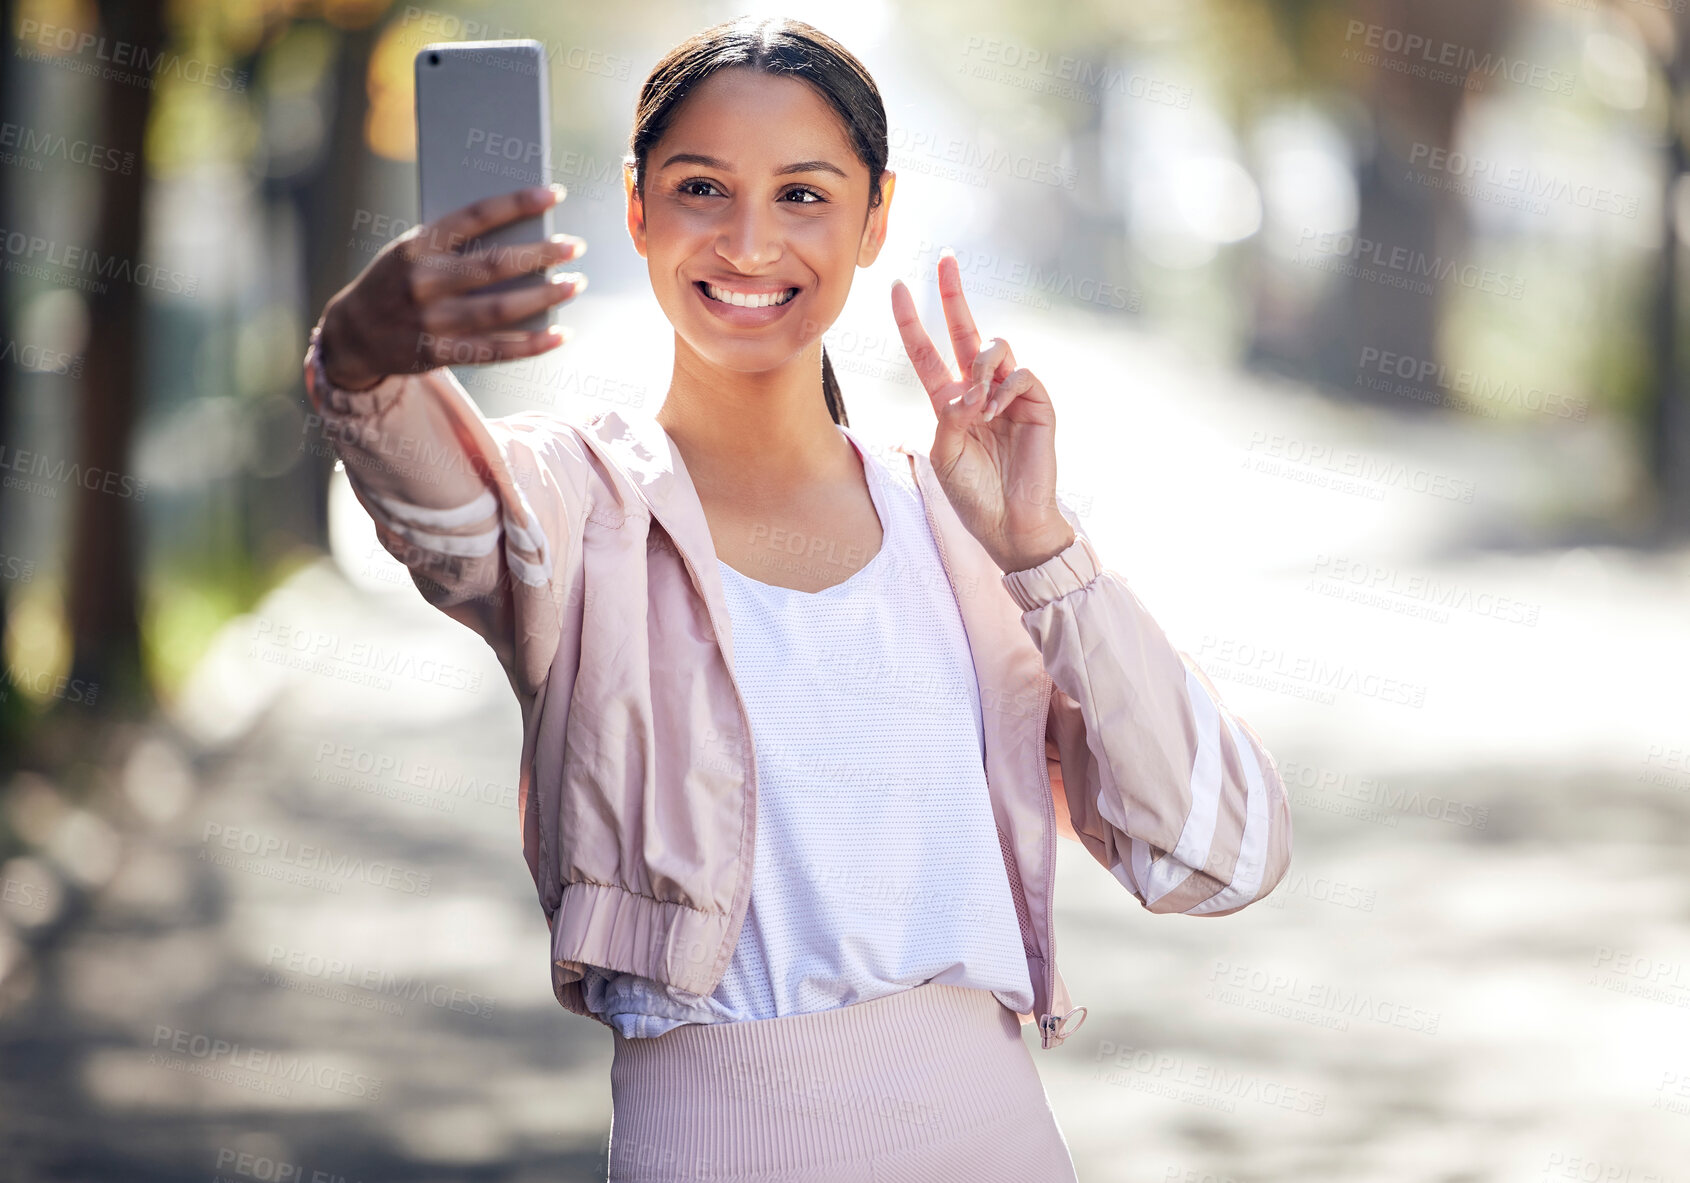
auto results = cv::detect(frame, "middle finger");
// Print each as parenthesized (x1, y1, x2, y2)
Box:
(937, 250, 983, 372)
(430, 270, 588, 335)
(415, 234, 585, 302)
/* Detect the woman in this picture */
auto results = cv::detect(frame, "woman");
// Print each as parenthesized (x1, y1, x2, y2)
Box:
(303, 16, 1292, 1182)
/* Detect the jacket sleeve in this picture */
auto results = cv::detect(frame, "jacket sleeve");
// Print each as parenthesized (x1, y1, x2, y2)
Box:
(1001, 497, 1293, 916)
(300, 319, 589, 697)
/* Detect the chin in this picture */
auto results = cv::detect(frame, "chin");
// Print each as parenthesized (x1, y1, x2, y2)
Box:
(685, 335, 805, 374)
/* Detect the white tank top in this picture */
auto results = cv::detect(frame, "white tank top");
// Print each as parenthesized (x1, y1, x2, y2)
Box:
(578, 423, 1034, 1037)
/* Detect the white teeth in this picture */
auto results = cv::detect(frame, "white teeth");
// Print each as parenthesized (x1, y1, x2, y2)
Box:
(704, 282, 795, 308)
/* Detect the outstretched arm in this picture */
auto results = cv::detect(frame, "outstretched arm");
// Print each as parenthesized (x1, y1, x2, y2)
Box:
(300, 183, 591, 694)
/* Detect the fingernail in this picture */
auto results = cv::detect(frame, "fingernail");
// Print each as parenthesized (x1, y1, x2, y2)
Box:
(549, 182, 568, 201)
(939, 246, 956, 261)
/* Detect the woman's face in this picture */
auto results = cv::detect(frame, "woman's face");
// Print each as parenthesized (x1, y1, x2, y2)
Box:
(625, 67, 893, 376)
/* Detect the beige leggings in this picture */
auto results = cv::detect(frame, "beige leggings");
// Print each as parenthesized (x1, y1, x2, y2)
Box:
(605, 980, 1079, 1182)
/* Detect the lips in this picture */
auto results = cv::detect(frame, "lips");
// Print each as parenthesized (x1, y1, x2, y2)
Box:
(696, 280, 800, 308)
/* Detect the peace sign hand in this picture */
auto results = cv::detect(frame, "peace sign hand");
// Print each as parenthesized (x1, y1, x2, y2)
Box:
(891, 251, 1076, 574)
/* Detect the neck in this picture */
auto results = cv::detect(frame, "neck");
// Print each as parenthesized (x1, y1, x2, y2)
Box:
(654, 334, 850, 492)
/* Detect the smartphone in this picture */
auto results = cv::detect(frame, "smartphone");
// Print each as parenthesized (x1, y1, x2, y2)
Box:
(415, 39, 555, 334)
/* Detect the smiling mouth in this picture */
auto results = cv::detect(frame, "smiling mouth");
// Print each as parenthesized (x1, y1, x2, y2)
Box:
(697, 281, 800, 308)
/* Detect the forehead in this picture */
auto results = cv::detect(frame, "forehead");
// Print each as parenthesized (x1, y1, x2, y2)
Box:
(655, 68, 860, 170)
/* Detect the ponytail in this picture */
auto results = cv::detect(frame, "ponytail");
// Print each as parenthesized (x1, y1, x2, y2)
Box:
(821, 345, 848, 426)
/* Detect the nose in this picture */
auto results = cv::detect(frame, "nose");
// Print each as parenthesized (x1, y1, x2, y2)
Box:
(714, 195, 782, 272)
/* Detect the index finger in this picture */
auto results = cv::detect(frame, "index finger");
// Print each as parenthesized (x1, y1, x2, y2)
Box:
(936, 250, 982, 372)
(423, 184, 565, 255)
(890, 279, 956, 403)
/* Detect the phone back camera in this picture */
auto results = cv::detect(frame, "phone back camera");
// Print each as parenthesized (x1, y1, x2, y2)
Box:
(428, 52, 440, 66)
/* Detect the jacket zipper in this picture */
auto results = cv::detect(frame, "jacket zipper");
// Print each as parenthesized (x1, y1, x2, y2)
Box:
(1032, 674, 1066, 1050)
(906, 452, 1067, 1049)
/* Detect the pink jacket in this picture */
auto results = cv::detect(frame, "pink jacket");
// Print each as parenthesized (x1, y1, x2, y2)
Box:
(301, 325, 1293, 1050)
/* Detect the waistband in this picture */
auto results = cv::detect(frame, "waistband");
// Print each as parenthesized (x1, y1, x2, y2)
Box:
(605, 981, 1077, 1183)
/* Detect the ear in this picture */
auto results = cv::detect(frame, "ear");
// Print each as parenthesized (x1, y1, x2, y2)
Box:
(624, 162, 647, 259)
(856, 167, 895, 268)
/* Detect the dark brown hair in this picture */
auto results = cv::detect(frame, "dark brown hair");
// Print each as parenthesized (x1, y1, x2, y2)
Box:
(625, 16, 889, 427)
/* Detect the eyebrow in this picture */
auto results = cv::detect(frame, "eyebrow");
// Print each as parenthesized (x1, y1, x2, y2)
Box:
(657, 152, 847, 179)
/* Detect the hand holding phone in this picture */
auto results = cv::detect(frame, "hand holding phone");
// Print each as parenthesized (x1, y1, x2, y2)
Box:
(317, 39, 589, 390)
(319, 185, 587, 391)
(415, 40, 564, 335)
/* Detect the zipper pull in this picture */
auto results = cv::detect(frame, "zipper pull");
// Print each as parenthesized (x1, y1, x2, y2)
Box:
(1038, 1006, 1089, 1049)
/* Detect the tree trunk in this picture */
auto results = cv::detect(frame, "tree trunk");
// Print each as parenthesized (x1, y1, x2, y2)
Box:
(63, 0, 166, 716)
(294, 24, 378, 549)
(0, 0, 22, 764)
(1263, 0, 1514, 402)
(1649, 9, 1690, 536)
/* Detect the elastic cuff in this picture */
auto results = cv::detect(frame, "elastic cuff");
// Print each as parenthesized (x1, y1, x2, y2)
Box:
(304, 319, 409, 421)
(1001, 531, 1101, 611)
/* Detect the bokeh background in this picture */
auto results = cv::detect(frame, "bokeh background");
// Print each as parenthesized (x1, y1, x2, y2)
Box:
(2, 0, 1688, 1180)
